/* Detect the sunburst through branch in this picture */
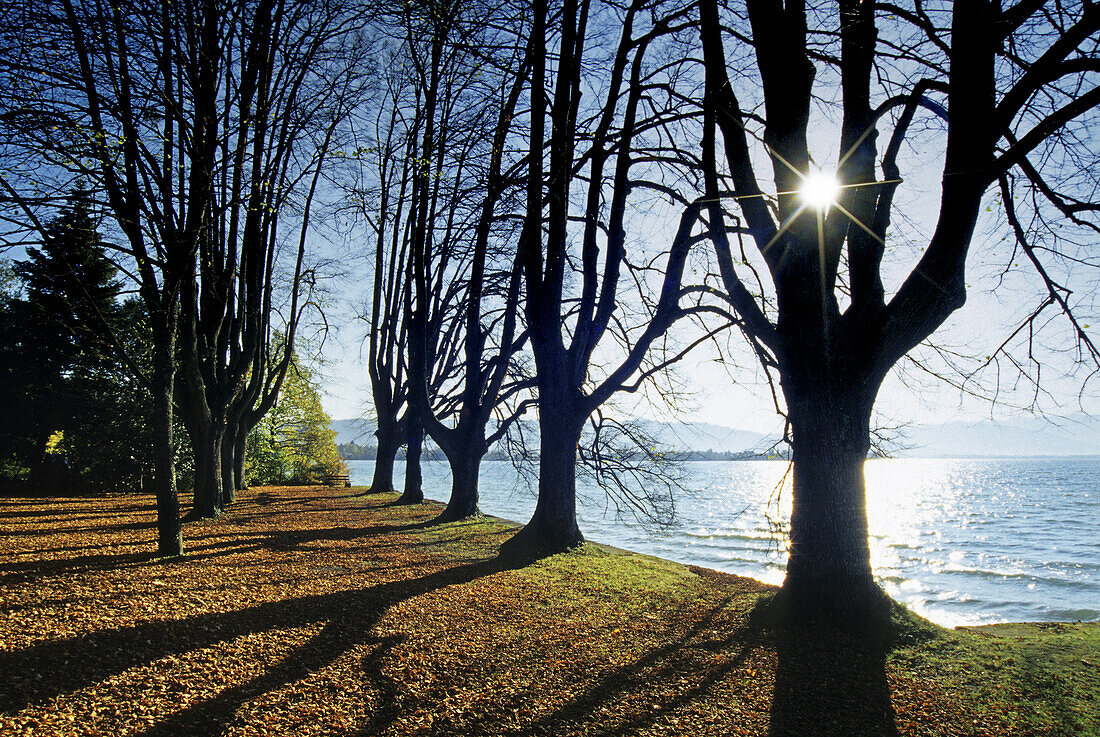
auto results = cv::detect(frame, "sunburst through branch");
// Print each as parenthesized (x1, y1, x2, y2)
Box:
(798, 168, 841, 212)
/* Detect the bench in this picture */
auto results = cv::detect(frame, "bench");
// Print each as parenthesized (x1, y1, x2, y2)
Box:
(322, 474, 351, 488)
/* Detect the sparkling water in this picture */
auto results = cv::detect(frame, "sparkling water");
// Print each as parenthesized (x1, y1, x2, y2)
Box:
(346, 457, 1100, 627)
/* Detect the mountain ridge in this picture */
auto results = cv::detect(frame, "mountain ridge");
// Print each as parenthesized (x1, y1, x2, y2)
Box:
(333, 414, 1100, 457)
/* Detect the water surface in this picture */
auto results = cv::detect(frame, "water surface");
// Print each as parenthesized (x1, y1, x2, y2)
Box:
(346, 457, 1100, 627)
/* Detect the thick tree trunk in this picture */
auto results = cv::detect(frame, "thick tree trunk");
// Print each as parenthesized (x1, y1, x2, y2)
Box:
(369, 420, 399, 494)
(151, 347, 182, 556)
(397, 418, 424, 505)
(779, 371, 885, 620)
(220, 424, 236, 505)
(189, 420, 224, 519)
(437, 442, 481, 522)
(504, 401, 584, 554)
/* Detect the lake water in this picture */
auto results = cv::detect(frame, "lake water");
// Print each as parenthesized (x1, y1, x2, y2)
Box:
(346, 457, 1100, 628)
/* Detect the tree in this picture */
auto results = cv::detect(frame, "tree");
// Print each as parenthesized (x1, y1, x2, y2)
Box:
(172, 0, 366, 520)
(393, 0, 535, 519)
(0, 0, 367, 551)
(56, 300, 158, 493)
(357, 52, 416, 496)
(245, 354, 344, 485)
(0, 192, 155, 492)
(0, 0, 234, 554)
(697, 0, 1100, 618)
(508, 0, 720, 553)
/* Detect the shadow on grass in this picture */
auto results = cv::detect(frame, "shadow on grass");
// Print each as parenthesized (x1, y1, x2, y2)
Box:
(0, 550, 157, 585)
(0, 551, 536, 737)
(0, 503, 149, 519)
(759, 595, 900, 737)
(2, 517, 445, 584)
(491, 597, 762, 737)
(256, 521, 438, 551)
(471, 585, 901, 737)
(766, 628, 898, 736)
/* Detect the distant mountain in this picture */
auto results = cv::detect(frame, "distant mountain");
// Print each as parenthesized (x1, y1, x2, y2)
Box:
(894, 414, 1100, 457)
(633, 420, 773, 455)
(330, 416, 772, 454)
(331, 418, 375, 445)
(332, 413, 1100, 458)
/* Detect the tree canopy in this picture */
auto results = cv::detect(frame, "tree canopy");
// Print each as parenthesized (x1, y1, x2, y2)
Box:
(246, 355, 345, 486)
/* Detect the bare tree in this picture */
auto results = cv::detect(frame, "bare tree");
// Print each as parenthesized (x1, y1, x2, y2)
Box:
(698, 0, 1100, 618)
(0, 0, 218, 555)
(509, 0, 725, 553)
(399, 0, 536, 520)
(356, 44, 420, 495)
(357, 0, 535, 514)
(174, 0, 368, 519)
(0, 0, 368, 550)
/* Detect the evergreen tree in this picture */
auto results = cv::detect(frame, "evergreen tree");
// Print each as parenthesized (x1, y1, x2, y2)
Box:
(0, 191, 155, 491)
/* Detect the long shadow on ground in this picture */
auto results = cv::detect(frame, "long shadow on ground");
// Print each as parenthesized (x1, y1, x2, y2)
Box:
(0, 552, 533, 735)
(766, 613, 899, 737)
(0, 520, 436, 585)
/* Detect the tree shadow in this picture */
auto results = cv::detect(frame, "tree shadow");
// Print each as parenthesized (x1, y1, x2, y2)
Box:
(0, 551, 535, 735)
(257, 522, 437, 551)
(0, 550, 156, 585)
(762, 600, 900, 737)
(1, 519, 447, 586)
(508, 597, 762, 736)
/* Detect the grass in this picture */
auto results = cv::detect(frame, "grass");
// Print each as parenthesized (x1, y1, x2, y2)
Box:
(0, 485, 1096, 736)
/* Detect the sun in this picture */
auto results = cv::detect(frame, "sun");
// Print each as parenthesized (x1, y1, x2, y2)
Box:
(798, 169, 841, 211)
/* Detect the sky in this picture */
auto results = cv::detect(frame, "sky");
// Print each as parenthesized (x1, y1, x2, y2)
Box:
(315, 202, 1100, 437)
(315, 108, 1100, 437)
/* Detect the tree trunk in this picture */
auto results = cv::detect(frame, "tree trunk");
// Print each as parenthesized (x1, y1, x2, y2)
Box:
(189, 419, 224, 519)
(779, 370, 885, 620)
(369, 420, 399, 494)
(397, 417, 424, 505)
(437, 439, 481, 522)
(151, 346, 182, 556)
(503, 401, 584, 555)
(232, 422, 248, 491)
(220, 424, 236, 505)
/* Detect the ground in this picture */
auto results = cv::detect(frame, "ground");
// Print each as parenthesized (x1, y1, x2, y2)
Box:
(1, 486, 1097, 736)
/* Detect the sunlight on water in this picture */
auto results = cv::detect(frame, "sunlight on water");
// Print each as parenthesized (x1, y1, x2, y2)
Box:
(864, 458, 1100, 626)
(348, 457, 1100, 627)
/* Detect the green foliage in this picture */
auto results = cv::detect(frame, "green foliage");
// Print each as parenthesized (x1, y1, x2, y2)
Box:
(245, 356, 344, 485)
(0, 191, 159, 492)
(0, 259, 17, 302)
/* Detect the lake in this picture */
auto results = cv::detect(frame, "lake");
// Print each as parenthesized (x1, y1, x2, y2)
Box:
(345, 457, 1100, 628)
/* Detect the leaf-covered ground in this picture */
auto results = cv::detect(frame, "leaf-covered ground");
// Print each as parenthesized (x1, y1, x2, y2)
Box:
(1, 486, 1096, 736)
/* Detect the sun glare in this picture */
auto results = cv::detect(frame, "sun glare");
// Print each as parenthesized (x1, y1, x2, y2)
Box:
(799, 169, 841, 211)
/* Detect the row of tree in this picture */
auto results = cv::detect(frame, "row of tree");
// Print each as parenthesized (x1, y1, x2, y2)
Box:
(356, 0, 1100, 619)
(0, 0, 368, 553)
(3, 0, 1098, 619)
(0, 197, 343, 493)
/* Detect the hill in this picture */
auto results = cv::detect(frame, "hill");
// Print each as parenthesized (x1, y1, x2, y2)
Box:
(331, 414, 1100, 458)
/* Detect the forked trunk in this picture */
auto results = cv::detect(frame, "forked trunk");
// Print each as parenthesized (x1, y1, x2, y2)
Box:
(780, 373, 885, 619)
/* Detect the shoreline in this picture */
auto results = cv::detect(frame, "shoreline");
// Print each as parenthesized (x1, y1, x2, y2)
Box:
(416, 492, 1099, 632)
(2, 485, 1097, 735)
